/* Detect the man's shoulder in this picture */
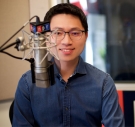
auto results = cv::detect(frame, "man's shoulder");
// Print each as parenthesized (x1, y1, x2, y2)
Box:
(78, 57, 109, 77)
(84, 62, 114, 83)
(22, 70, 32, 78)
(18, 70, 33, 86)
(85, 62, 108, 76)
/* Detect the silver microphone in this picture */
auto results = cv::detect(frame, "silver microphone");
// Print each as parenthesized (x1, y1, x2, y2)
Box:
(15, 17, 57, 88)
(16, 32, 55, 88)
(33, 32, 51, 88)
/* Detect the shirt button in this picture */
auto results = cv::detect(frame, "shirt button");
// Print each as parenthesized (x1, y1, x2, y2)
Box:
(65, 107, 69, 110)
(65, 85, 68, 89)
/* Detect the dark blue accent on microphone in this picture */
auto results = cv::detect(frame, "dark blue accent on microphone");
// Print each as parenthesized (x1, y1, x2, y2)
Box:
(44, 23, 50, 31)
(33, 26, 37, 33)
(30, 16, 50, 34)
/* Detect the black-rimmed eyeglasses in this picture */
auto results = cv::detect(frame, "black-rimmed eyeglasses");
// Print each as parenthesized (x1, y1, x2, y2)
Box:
(51, 30, 86, 41)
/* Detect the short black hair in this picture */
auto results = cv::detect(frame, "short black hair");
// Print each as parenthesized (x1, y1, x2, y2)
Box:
(44, 3, 88, 31)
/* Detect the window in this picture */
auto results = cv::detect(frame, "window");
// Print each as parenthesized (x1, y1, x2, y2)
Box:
(69, 0, 135, 82)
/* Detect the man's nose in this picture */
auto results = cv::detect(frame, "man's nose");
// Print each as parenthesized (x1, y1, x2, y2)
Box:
(61, 33, 72, 45)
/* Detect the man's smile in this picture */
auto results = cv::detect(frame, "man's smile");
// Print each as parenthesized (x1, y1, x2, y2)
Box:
(59, 48, 75, 55)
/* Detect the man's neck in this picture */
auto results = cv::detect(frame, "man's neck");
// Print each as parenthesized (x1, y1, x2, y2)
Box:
(55, 57, 79, 82)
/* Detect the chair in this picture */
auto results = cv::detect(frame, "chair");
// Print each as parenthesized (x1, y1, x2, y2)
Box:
(9, 100, 14, 124)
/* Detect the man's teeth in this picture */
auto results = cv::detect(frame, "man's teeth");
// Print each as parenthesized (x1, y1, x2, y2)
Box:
(63, 49, 71, 52)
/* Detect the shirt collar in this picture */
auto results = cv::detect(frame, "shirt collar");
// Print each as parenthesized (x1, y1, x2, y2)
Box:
(52, 56, 87, 76)
(75, 56, 87, 75)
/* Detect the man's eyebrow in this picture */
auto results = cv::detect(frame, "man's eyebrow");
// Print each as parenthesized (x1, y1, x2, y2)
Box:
(51, 27, 83, 31)
(51, 27, 63, 30)
(70, 27, 83, 30)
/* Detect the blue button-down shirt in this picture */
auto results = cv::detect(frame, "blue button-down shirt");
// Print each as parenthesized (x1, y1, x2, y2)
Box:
(13, 57, 125, 127)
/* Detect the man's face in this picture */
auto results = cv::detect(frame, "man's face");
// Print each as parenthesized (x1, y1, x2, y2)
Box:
(50, 14, 88, 62)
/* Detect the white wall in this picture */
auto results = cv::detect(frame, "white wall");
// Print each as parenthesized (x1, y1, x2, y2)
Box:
(29, 0, 50, 21)
(0, 0, 30, 101)
(0, 100, 13, 127)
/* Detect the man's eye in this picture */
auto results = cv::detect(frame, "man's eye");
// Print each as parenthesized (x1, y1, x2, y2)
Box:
(56, 31, 63, 36)
(71, 31, 80, 36)
(53, 31, 63, 36)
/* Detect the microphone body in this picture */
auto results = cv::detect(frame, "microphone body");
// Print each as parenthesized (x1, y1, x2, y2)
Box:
(34, 33, 50, 88)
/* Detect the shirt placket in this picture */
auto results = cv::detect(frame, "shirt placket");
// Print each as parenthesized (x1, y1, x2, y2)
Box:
(63, 84, 70, 127)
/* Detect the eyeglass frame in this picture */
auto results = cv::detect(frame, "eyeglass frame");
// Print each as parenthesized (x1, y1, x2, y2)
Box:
(50, 29, 86, 41)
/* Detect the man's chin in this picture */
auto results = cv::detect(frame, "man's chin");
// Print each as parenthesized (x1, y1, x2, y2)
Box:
(58, 56, 79, 63)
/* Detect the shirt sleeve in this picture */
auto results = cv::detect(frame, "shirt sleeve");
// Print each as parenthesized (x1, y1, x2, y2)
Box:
(101, 74, 125, 127)
(12, 73, 35, 127)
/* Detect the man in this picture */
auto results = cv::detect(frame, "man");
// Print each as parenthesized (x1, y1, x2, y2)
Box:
(13, 3, 125, 127)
